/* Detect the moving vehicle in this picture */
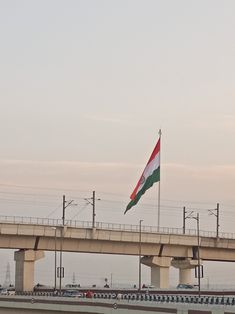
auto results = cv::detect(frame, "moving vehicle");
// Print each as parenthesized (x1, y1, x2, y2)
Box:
(65, 284, 80, 289)
(177, 283, 194, 289)
(63, 290, 83, 298)
(0, 289, 15, 295)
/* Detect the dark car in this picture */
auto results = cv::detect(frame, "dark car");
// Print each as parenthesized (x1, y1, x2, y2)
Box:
(63, 290, 83, 298)
(177, 284, 194, 289)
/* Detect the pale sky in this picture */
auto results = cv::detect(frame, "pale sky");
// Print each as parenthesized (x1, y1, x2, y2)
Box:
(0, 0, 235, 288)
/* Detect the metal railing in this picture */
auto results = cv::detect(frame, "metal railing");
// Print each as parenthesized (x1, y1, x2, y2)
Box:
(0, 215, 234, 239)
(12, 292, 235, 306)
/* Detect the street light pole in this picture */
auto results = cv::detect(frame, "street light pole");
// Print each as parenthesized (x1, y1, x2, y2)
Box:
(59, 195, 76, 295)
(138, 220, 143, 291)
(187, 211, 201, 297)
(59, 196, 65, 295)
(59, 229, 63, 294)
(54, 228, 57, 291)
(51, 227, 57, 291)
(196, 213, 201, 297)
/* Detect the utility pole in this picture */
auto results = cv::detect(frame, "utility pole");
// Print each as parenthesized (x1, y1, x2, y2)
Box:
(62, 195, 66, 225)
(183, 207, 194, 234)
(138, 220, 143, 292)
(92, 191, 95, 228)
(84, 191, 100, 228)
(216, 203, 219, 238)
(208, 203, 220, 238)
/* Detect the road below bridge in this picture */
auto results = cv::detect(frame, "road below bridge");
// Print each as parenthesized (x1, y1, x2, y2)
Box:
(0, 295, 235, 314)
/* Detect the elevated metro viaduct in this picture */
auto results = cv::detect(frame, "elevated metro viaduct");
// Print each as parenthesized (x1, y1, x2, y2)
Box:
(0, 216, 235, 291)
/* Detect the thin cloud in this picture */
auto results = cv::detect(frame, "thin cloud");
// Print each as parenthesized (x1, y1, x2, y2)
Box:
(188, 114, 235, 131)
(0, 159, 141, 169)
(165, 162, 235, 173)
(1, 159, 235, 172)
(84, 114, 146, 126)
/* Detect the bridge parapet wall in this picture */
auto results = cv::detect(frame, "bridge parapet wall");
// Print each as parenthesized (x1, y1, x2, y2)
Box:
(1, 222, 235, 260)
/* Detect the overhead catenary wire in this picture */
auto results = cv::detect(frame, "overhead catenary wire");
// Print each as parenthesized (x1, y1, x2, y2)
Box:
(1, 181, 234, 207)
(0, 194, 232, 214)
(46, 203, 63, 218)
(0, 183, 234, 227)
(70, 203, 90, 220)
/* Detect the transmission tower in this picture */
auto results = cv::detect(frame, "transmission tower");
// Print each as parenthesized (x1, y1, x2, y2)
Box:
(3, 262, 11, 288)
(72, 272, 76, 284)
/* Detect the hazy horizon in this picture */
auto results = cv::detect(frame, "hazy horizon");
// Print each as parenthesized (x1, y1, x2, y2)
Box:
(0, 0, 235, 288)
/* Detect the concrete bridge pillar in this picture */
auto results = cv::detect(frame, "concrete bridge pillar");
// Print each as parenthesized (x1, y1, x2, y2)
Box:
(14, 250, 45, 292)
(179, 268, 191, 284)
(171, 258, 198, 285)
(141, 256, 171, 289)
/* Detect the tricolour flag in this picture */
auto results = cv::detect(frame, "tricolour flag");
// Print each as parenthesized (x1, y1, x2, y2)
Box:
(125, 138, 160, 214)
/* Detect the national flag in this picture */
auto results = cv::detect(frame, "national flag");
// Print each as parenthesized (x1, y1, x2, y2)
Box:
(125, 138, 160, 214)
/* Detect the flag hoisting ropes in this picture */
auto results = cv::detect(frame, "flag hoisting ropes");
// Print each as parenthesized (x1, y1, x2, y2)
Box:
(125, 131, 161, 221)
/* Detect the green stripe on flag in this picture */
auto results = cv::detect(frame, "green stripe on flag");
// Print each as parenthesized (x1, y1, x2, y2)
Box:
(125, 167, 160, 214)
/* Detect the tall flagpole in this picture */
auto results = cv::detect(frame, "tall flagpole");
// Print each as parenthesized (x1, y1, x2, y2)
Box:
(157, 129, 162, 230)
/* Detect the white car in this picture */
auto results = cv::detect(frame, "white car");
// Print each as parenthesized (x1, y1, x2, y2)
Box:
(7, 290, 15, 295)
(0, 289, 15, 295)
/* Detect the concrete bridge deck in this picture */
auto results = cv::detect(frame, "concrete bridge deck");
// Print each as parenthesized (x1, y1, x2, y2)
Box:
(0, 215, 235, 261)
